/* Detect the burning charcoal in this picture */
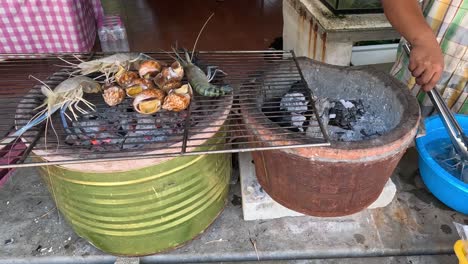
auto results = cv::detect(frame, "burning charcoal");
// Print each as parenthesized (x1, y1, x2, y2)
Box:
(328, 99, 364, 130)
(122, 129, 169, 149)
(93, 132, 124, 145)
(261, 98, 282, 124)
(328, 125, 360, 141)
(279, 92, 309, 132)
(282, 112, 307, 132)
(306, 124, 323, 138)
(73, 120, 101, 135)
(289, 81, 308, 93)
(134, 114, 157, 135)
(65, 134, 87, 146)
(120, 115, 137, 133)
(292, 113, 306, 132)
(121, 114, 162, 149)
(280, 92, 308, 113)
(306, 97, 331, 138)
(65, 110, 127, 149)
(360, 129, 382, 138)
(339, 99, 355, 109)
(120, 111, 187, 150)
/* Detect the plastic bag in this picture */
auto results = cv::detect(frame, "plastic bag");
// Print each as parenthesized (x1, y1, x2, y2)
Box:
(455, 222, 468, 241)
(453, 222, 468, 263)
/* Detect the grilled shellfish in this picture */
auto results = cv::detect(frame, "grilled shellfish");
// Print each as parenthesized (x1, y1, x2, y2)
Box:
(157, 80, 182, 92)
(133, 89, 166, 115)
(115, 66, 138, 87)
(132, 78, 156, 89)
(154, 61, 184, 91)
(162, 84, 191, 112)
(139, 60, 163, 79)
(102, 84, 125, 106)
(125, 78, 156, 98)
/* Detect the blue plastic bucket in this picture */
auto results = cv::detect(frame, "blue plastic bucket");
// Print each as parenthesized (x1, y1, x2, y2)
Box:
(415, 114, 468, 214)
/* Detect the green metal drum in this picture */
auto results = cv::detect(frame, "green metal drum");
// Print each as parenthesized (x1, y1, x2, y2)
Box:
(36, 134, 231, 256)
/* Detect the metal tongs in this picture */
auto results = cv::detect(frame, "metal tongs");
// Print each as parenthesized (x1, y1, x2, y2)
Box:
(403, 43, 468, 164)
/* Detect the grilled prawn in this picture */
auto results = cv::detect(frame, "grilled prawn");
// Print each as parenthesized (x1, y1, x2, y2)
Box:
(170, 13, 232, 97)
(173, 50, 232, 97)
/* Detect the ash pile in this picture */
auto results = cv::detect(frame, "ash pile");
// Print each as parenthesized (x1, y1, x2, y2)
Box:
(312, 98, 387, 141)
(275, 82, 387, 142)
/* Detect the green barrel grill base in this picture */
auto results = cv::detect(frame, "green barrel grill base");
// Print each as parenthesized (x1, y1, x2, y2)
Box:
(36, 135, 231, 256)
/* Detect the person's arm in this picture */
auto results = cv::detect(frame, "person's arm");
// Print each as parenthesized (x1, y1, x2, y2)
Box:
(382, 0, 444, 91)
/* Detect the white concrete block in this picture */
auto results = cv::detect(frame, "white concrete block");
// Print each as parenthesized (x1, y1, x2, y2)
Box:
(239, 152, 304, 221)
(367, 177, 397, 209)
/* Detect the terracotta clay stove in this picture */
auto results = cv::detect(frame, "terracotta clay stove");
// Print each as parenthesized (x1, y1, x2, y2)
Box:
(240, 57, 420, 217)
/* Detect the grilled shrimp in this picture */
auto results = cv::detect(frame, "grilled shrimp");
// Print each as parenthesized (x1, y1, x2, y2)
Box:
(174, 50, 232, 97)
(59, 53, 152, 83)
(0, 76, 100, 148)
(170, 13, 232, 97)
(39, 76, 101, 120)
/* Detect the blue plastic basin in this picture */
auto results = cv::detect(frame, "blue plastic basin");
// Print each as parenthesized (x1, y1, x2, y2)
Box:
(415, 114, 468, 214)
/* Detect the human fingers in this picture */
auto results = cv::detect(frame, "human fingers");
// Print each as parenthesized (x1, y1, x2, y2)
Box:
(418, 68, 436, 85)
(422, 70, 442, 92)
(411, 64, 426, 78)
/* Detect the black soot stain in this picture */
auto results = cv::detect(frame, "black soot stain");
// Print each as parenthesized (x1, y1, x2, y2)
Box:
(353, 234, 365, 244)
(409, 189, 451, 211)
(231, 194, 242, 206)
(440, 224, 452, 234)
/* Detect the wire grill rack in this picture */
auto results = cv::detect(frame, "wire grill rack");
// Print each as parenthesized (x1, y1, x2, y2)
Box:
(0, 51, 329, 169)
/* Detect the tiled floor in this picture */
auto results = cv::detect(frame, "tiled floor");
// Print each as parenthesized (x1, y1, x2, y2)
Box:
(101, 0, 283, 51)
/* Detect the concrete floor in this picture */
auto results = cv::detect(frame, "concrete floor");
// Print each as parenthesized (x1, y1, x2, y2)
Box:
(0, 148, 466, 263)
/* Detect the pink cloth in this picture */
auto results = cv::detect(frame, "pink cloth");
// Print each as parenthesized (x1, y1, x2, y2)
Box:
(0, 0, 103, 53)
(91, 0, 104, 21)
(0, 142, 26, 188)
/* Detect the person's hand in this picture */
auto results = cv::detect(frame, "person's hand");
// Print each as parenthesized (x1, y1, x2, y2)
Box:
(408, 36, 444, 92)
